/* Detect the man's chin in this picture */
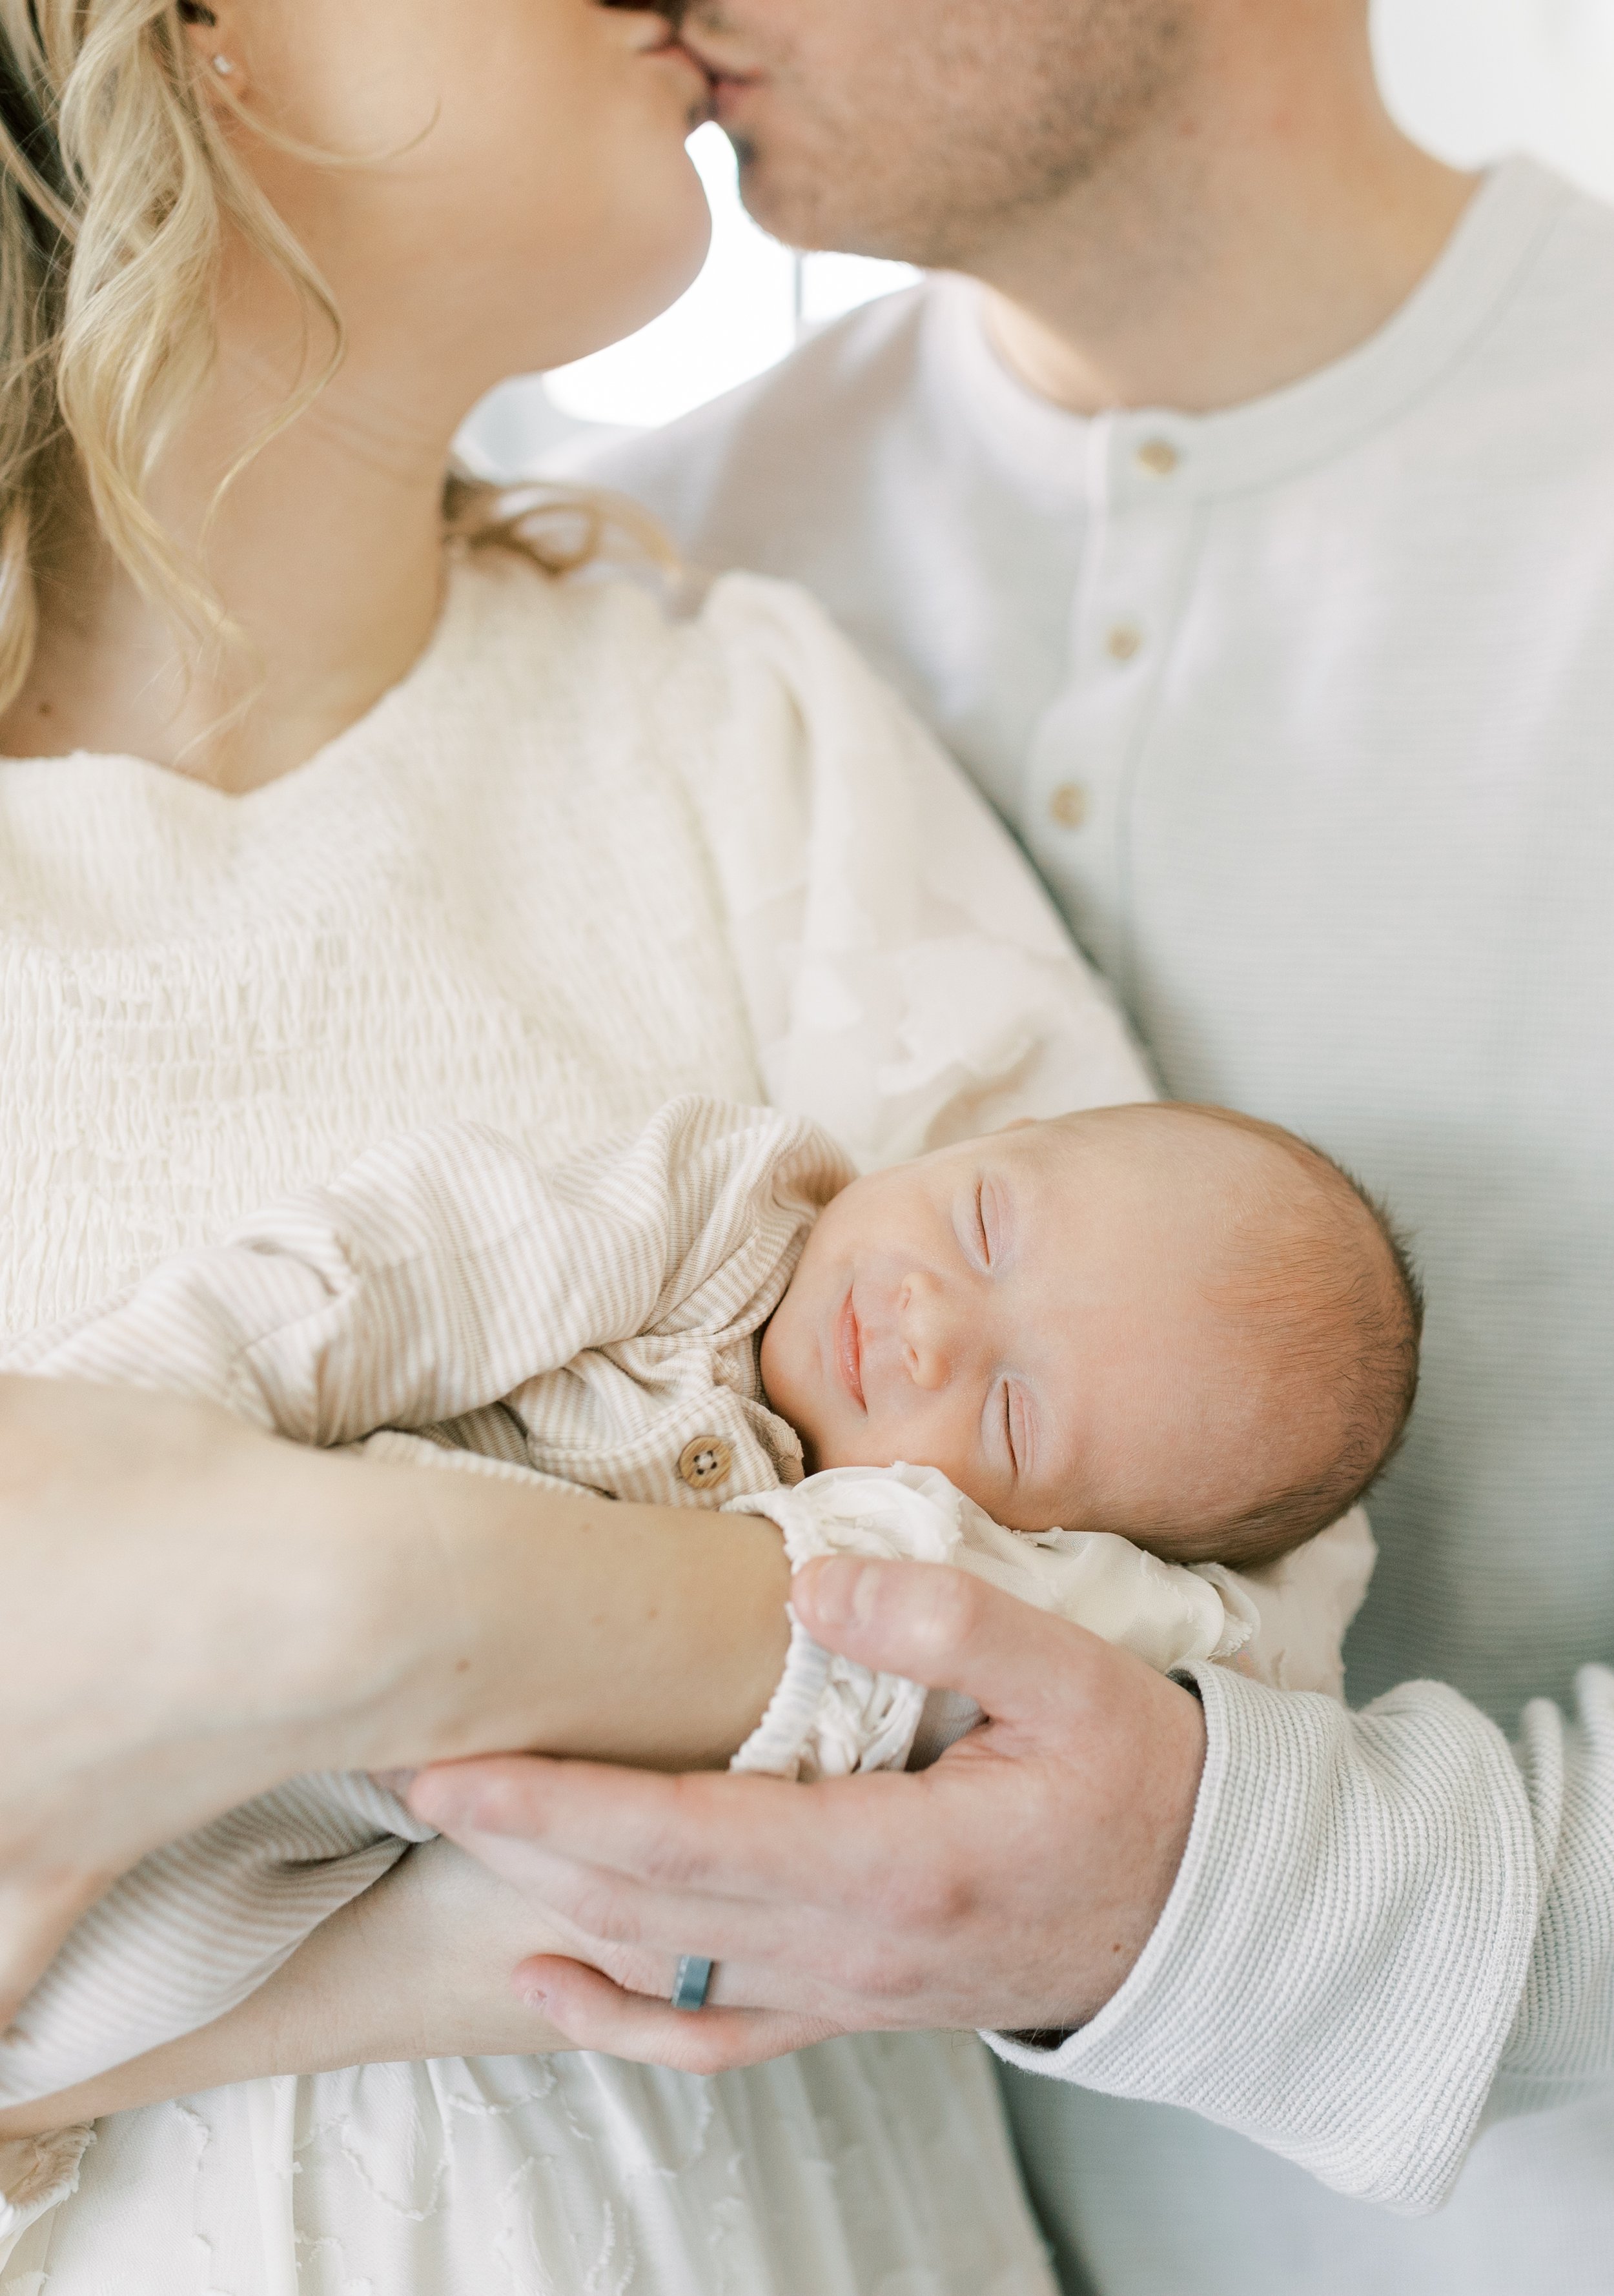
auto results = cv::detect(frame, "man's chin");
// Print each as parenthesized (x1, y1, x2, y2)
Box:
(695, 86, 835, 246)
(723, 144, 936, 269)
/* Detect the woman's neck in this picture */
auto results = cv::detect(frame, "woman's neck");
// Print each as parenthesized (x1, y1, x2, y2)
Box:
(0, 265, 467, 796)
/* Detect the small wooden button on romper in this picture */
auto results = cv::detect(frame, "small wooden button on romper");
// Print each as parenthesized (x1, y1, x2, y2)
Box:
(678, 1435, 733, 1490)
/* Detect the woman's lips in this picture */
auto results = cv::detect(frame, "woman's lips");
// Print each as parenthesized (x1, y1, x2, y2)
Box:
(646, 39, 716, 101)
(835, 1289, 866, 1411)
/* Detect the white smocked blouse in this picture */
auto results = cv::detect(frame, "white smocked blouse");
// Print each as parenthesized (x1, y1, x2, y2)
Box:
(0, 546, 1353, 2296)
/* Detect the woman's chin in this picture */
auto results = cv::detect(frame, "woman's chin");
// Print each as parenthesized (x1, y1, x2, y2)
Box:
(537, 199, 711, 372)
(640, 172, 715, 312)
(642, 41, 717, 121)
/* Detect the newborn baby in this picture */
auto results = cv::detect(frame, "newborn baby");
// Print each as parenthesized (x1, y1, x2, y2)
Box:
(763, 1099, 1420, 1569)
(0, 1095, 1415, 2109)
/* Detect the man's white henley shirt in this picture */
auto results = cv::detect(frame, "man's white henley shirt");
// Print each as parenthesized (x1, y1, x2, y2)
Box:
(575, 159, 1614, 2293)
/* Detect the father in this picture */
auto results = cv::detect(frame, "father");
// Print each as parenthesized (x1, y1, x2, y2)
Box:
(417, 5, 1614, 2290)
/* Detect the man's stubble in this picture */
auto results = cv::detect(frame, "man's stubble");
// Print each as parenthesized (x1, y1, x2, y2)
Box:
(683, 0, 1196, 267)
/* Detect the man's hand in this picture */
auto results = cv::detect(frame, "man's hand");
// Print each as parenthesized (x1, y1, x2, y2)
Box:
(409, 1555, 1207, 2075)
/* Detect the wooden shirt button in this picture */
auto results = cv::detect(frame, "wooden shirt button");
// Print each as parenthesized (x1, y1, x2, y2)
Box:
(678, 1435, 734, 1490)
(1136, 437, 1181, 478)
(1047, 780, 1089, 830)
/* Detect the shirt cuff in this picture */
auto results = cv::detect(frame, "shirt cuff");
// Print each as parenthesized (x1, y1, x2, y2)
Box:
(986, 1658, 1538, 2212)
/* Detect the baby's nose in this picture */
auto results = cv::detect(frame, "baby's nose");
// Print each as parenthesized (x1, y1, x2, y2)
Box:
(898, 1270, 954, 1390)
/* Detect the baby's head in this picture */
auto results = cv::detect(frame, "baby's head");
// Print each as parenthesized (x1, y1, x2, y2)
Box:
(761, 1102, 1422, 1569)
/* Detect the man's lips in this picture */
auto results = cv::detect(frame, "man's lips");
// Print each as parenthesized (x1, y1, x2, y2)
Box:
(704, 74, 759, 130)
(835, 1289, 866, 1411)
(675, 28, 762, 95)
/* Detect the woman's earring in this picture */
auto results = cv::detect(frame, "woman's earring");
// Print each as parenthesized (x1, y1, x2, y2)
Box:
(176, 0, 234, 80)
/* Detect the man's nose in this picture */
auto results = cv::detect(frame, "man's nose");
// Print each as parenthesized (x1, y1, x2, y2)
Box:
(898, 1270, 955, 1390)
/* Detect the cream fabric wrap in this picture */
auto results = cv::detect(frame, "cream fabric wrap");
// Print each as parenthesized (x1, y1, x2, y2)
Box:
(731, 1463, 1374, 1782)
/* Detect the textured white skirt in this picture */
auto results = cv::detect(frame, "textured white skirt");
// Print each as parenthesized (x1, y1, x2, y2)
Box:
(5, 2036, 1055, 2295)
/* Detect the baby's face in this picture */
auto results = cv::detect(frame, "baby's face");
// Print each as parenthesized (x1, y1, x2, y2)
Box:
(761, 1112, 1293, 1538)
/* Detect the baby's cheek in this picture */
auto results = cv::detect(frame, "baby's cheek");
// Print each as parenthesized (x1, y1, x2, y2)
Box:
(758, 1310, 811, 1424)
(808, 1421, 883, 1472)
(815, 1408, 965, 1487)
(761, 1341, 836, 1474)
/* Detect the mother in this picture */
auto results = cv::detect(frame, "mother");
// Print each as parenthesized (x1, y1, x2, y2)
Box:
(0, 2, 1158, 2288)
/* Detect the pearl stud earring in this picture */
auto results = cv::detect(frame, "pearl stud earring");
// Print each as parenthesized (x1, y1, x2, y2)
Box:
(211, 54, 234, 76)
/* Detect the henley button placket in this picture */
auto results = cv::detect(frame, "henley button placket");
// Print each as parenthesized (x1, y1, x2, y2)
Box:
(1136, 436, 1181, 478)
(1021, 417, 1196, 989)
(1047, 781, 1090, 831)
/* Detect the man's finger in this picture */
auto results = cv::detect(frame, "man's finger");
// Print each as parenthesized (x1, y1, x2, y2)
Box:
(427, 1821, 849, 1978)
(513, 1953, 846, 2073)
(791, 1556, 1121, 1734)
(411, 1754, 922, 1909)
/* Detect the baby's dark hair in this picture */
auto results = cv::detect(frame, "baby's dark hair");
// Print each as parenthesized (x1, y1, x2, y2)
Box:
(1148, 1104, 1424, 1572)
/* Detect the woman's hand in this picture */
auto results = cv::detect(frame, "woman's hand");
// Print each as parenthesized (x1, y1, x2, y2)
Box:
(0, 1839, 580, 2138)
(0, 1373, 791, 2026)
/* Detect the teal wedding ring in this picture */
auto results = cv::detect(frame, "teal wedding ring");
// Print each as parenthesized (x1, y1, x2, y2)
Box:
(670, 1955, 715, 2013)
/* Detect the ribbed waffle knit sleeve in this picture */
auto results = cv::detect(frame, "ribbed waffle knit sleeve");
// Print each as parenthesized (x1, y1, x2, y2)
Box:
(990, 1660, 1614, 2213)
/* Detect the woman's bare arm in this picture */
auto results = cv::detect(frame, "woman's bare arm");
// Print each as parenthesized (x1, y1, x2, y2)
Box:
(0, 1376, 790, 2019)
(0, 1840, 594, 2139)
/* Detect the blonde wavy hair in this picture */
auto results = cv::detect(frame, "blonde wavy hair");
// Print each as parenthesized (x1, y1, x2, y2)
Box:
(0, 0, 660, 718)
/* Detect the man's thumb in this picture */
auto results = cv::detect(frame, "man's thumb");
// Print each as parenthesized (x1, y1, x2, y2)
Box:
(790, 1554, 1107, 1728)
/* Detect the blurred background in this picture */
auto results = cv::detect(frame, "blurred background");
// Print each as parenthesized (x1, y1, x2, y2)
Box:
(458, 0, 1614, 473)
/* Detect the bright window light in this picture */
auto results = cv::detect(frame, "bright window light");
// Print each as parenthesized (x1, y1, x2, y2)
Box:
(798, 247, 919, 332)
(458, 125, 915, 477)
(546, 127, 799, 431)
(1374, 0, 1614, 199)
